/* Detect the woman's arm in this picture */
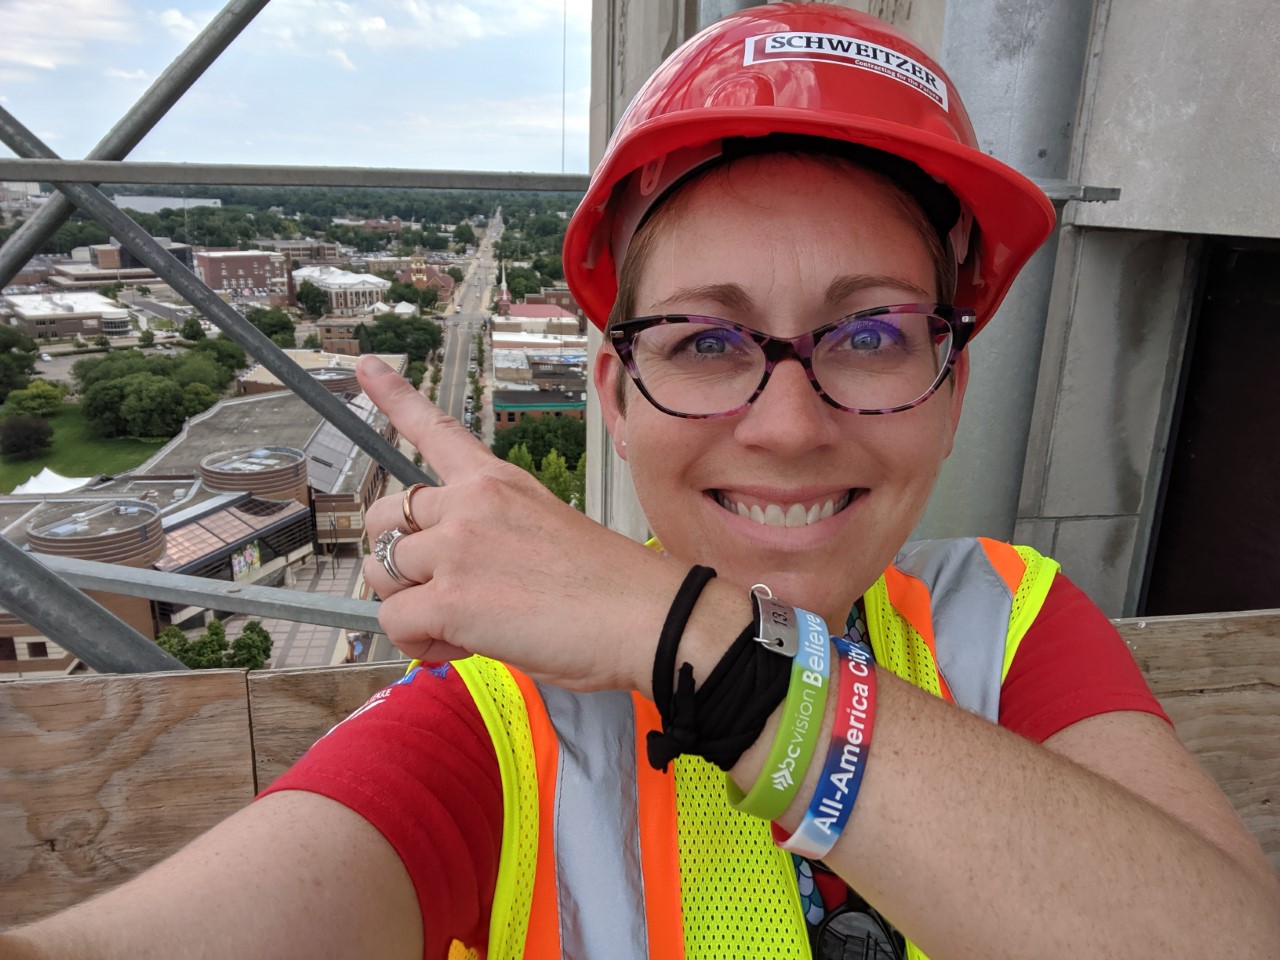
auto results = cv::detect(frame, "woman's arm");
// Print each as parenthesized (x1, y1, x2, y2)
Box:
(677, 581, 1280, 959)
(0, 792, 423, 960)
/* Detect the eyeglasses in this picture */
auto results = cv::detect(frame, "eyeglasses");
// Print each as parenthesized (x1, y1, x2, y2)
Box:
(608, 303, 975, 419)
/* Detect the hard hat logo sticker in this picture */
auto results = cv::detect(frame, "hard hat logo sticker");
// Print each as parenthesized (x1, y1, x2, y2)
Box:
(744, 32, 949, 111)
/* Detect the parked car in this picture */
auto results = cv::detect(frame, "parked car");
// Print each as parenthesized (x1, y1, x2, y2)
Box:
(39, 353, 52, 362)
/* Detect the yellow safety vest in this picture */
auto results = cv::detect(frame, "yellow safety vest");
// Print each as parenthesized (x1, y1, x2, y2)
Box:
(449, 537, 1059, 959)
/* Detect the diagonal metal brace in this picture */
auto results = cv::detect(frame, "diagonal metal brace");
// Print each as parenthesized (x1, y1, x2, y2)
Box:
(0, 107, 431, 491)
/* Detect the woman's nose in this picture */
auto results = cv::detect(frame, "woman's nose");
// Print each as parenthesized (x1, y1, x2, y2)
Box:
(731, 358, 840, 455)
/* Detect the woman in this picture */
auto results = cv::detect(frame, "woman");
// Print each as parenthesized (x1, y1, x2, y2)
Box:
(4, 5, 1275, 960)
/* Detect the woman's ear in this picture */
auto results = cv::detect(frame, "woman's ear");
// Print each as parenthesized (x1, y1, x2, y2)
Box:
(593, 346, 629, 459)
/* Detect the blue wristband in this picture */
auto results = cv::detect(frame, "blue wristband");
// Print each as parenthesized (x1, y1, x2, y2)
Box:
(781, 635, 877, 859)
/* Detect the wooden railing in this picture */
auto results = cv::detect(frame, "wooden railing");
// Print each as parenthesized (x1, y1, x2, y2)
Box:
(2, 610, 1278, 928)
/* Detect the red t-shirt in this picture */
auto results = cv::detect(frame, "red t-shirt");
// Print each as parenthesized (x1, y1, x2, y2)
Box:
(261, 574, 1168, 959)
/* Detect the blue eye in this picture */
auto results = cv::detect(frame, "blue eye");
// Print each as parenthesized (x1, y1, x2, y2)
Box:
(835, 318, 903, 352)
(693, 333, 729, 354)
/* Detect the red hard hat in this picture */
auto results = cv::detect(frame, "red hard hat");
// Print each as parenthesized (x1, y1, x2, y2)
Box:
(563, 2, 1055, 333)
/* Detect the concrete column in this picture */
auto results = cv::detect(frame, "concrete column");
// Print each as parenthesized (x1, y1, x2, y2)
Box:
(916, 0, 1095, 541)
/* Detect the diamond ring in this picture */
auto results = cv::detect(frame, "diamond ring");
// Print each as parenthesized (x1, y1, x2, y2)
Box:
(373, 527, 411, 586)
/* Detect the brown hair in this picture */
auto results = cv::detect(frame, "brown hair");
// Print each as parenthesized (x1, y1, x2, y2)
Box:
(605, 151, 959, 413)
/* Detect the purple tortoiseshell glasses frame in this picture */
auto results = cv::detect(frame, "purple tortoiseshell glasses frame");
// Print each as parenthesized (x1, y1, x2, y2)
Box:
(608, 302, 977, 419)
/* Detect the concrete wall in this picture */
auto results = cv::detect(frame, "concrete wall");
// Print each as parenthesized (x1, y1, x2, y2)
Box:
(1015, 229, 1195, 615)
(1070, 0, 1280, 238)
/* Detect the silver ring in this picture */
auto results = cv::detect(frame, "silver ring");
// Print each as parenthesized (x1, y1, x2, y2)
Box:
(373, 528, 411, 586)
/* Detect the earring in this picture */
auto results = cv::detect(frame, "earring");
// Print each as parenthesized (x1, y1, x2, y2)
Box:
(621, 439, 628, 449)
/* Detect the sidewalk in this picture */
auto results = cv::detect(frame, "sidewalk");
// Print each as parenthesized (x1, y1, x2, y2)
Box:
(223, 548, 370, 669)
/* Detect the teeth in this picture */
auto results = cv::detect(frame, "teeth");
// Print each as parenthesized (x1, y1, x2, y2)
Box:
(717, 491, 858, 527)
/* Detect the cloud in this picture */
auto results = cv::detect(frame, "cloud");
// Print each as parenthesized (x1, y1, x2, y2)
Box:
(250, 0, 589, 55)
(328, 48, 357, 72)
(0, 0, 136, 71)
(105, 68, 152, 82)
(156, 7, 210, 42)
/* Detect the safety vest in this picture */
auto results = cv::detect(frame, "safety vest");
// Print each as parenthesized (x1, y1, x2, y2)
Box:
(446, 537, 1059, 960)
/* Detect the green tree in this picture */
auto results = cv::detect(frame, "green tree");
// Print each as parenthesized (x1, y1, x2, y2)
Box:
(137, 285, 151, 297)
(191, 336, 248, 376)
(181, 316, 206, 341)
(302, 333, 321, 349)
(572, 452, 587, 513)
(118, 373, 189, 437)
(452, 222, 477, 246)
(446, 266, 465, 284)
(96, 281, 124, 301)
(491, 414, 586, 466)
(5, 380, 64, 417)
(270, 330, 296, 349)
(0, 326, 38, 404)
(182, 381, 219, 417)
(173, 353, 227, 390)
(81, 378, 131, 436)
(296, 279, 329, 318)
(407, 360, 426, 388)
(0, 415, 54, 459)
(157, 619, 233, 669)
(225, 620, 273, 670)
(138, 328, 155, 348)
(246, 306, 295, 341)
(92, 334, 112, 350)
(506, 442, 536, 475)
(537, 449, 576, 505)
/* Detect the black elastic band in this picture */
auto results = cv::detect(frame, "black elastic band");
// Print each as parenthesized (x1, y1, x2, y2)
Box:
(646, 566, 791, 772)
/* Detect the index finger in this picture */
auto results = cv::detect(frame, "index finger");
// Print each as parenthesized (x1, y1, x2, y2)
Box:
(355, 354, 493, 484)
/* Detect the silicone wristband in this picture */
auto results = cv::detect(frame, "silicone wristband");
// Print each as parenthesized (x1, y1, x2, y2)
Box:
(727, 607, 831, 820)
(781, 635, 877, 858)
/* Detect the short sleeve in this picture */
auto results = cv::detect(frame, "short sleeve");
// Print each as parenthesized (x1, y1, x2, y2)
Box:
(258, 663, 502, 960)
(999, 575, 1171, 743)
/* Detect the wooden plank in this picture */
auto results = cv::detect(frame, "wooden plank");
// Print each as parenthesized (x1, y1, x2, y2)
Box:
(0, 670, 255, 927)
(248, 662, 404, 790)
(1117, 609, 1280, 874)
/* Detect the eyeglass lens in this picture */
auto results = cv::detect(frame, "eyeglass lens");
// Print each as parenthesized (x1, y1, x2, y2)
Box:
(629, 312, 953, 416)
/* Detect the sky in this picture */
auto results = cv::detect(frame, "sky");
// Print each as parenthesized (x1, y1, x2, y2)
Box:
(0, 0, 593, 175)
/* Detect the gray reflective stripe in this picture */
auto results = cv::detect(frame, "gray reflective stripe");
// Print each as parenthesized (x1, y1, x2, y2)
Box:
(537, 685, 650, 959)
(892, 539, 1014, 723)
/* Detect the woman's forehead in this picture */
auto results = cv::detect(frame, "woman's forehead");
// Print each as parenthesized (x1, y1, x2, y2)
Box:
(632, 156, 937, 313)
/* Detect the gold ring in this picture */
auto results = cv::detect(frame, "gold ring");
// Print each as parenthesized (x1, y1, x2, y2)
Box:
(401, 482, 429, 534)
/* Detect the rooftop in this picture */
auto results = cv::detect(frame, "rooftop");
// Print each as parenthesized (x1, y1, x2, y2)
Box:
(507, 303, 577, 319)
(3, 291, 128, 318)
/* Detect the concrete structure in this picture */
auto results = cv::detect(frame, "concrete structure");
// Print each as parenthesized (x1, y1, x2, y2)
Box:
(2, 290, 130, 338)
(254, 239, 339, 263)
(293, 265, 390, 317)
(493, 387, 588, 429)
(491, 330, 588, 354)
(194, 249, 287, 294)
(44, 237, 192, 291)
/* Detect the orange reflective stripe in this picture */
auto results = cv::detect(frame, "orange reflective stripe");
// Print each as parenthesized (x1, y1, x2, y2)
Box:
(509, 669, 563, 960)
(883, 564, 954, 703)
(976, 536, 1024, 597)
(633, 693, 686, 960)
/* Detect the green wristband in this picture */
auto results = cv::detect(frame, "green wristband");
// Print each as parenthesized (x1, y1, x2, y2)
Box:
(727, 605, 832, 820)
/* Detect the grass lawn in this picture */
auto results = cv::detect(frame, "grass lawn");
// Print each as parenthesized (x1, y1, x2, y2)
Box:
(0, 405, 168, 494)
